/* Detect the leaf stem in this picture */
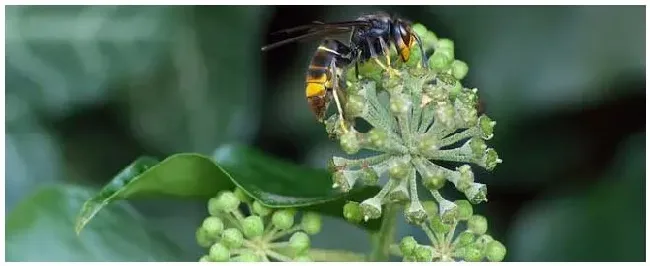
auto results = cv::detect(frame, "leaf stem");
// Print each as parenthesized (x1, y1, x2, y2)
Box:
(369, 203, 399, 261)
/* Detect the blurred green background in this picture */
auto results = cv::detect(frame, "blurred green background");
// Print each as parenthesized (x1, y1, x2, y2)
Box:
(5, 5, 645, 262)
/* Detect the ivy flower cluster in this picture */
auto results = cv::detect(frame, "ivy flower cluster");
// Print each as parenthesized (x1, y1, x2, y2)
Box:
(196, 188, 322, 262)
(398, 200, 506, 262)
(323, 24, 506, 261)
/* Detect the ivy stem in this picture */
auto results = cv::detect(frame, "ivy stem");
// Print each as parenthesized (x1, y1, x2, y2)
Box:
(269, 225, 301, 241)
(369, 203, 399, 261)
(265, 249, 294, 262)
(308, 248, 367, 262)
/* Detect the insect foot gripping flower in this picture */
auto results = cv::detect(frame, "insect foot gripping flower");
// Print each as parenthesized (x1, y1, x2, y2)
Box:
(197, 188, 322, 262)
(325, 23, 505, 260)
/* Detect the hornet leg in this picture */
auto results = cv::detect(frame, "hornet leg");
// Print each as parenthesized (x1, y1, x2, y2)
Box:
(330, 60, 348, 133)
(412, 33, 429, 68)
(368, 39, 400, 77)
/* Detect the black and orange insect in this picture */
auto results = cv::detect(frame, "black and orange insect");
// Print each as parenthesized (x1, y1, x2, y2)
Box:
(262, 12, 429, 129)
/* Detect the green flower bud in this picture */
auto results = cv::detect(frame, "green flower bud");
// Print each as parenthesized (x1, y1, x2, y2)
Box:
(390, 93, 412, 115)
(388, 158, 410, 180)
(252, 200, 272, 217)
(383, 77, 404, 94)
(421, 200, 439, 217)
(478, 115, 495, 140)
(430, 215, 451, 234)
(343, 201, 363, 223)
(209, 243, 230, 262)
(424, 31, 438, 48)
(456, 165, 474, 191)
(360, 197, 383, 221)
(404, 200, 427, 224)
(301, 212, 322, 235)
(196, 227, 214, 248)
(483, 148, 502, 171)
(345, 94, 366, 118)
(424, 83, 448, 102)
(463, 244, 484, 262)
(233, 187, 251, 203)
(464, 183, 488, 204)
(388, 178, 409, 202)
(231, 252, 260, 262)
(294, 255, 313, 262)
(454, 200, 473, 220)
(289, 232, 311, 254)
(456, 87, 478, 105)
(412, 24, 428, 42)
(433, 101, 456, 129)
(421, 167, 446, 191)
(201, 216, 224, 238)
(451, 60, 469, 80)
(429, 50, 452, 70)
(221, 228, 244, 249)
(332, 170, 355, 192)
(368, 128, 388, 149)
(448, 80, 462, 99)
(242, 215, 264, 238)
(324, 114, 343, 137)
(468, 215, 488, 235)
(215, 191, 240, 213)
(475, 234, 494, 249)
(486, 240, 507, 262)
(456, 231, 475, 247)
(415, 245, 434, 262)
(399, 236, 418, 257)
(438, 198, 459, 223)
(207, 197, 221, 216)
(455, 102, 478, 127)
(437, 39, 455, 56)
(272, 209, 295, 230)
(199, 255, 211, 262)
(469, 138, 487, 160)
(417, 134, 439, 155)
(340, 130, 360, 154)
(360, 167, 379, 186)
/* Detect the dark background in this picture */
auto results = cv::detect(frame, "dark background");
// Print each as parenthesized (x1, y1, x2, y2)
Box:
(5, 5, 645, 261)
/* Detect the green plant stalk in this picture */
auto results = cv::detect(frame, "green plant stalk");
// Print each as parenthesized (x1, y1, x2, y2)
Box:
(369, 203, 399, 261)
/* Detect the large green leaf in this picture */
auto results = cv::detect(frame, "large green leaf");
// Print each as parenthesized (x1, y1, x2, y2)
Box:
(7, 185, 186, 261)
(212, 144, 382, 229)
(75, 144, 381, 234)
(75, 153, 234, 234)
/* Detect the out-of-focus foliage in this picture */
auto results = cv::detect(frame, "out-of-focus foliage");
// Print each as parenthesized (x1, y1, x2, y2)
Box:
(6, 185, 186, 261)
(508, 133, 645, 261)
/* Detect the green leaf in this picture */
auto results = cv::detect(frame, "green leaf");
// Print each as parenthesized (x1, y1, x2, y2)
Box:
(213, 144, 382, 230)
(75, 154, 234, 234)
(75, 143, 382, 234)
(7, 185, 186, 261)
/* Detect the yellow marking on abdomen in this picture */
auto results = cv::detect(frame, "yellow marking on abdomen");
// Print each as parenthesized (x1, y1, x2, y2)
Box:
(306, 82, 326, 97)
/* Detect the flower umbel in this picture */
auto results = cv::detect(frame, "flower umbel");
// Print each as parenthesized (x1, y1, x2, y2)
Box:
(327, 24, 502, 223)
(397, 202, 506, 262)
(197, 188, 321, 262)
(325, 23, 506, 261)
